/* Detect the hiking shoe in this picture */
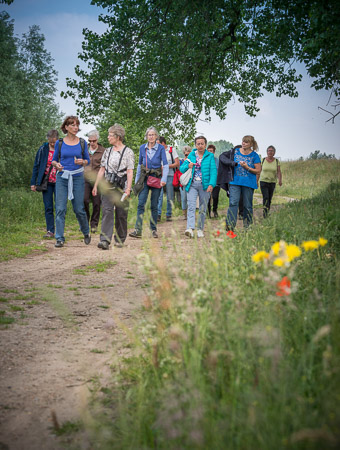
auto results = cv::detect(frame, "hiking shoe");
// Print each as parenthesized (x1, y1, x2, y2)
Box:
(166, 216, 172, 222)
(152, 230, 158, 238)
(213, 211, 218, 218)
(43, 231, 54, 239)
(91, 227, 97, 233)
(157, 215, 161, 221)
(84, 234, 91, 245)
(114, 242, 124, 248)
(197, 229, 204, 238)
(55, 240, 64, 248)
(185, 228, 194, 238)
(98, 241, 109, 250)
(129, 230, 142, 238)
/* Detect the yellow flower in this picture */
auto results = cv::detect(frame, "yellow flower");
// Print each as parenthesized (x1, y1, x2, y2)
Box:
(301, 240, 319, 251)
(319, 237, 328, 247)
(286, 244, 302, 262)
(252, 251, 270, 263)
(271, 240, 286, 256)
(273, 258, 284, 267)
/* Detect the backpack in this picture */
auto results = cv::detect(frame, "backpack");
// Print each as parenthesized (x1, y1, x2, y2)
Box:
(262, 157, 278, 167)
(57, 138, 85, 161)
(169, 147, 181, 188)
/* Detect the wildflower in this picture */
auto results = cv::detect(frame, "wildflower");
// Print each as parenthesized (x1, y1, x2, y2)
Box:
(319, 237, 328, 246)
(271, 240, 286, 255)
(273, 258, 284, 267)
(214, 230, 221, 237)
(226, 230, 237, 238)
(276, 276, 291, 296)
(286, 244, 302, 262)
(252, 250, 269, 263)
(301, 240, 319, 251)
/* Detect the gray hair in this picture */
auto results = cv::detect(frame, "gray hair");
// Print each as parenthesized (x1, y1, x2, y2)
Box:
(46, 129, 59, 140)
(182, 145, 192, 154)
(144, 126, 159, 141)
(108, 123, 125, 142)
(88, 129, 99, 140)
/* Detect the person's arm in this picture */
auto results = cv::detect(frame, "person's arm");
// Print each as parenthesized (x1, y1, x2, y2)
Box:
(170, 157, 180, 169)
(30, 147, 42, 191)
(160, 146, 169, 185)
(277, 164, 282, 186)
(125, 169, 133, 197)
(207, 154, 217, 192)
(92, 166, 105, 196)
(52, 140, 63, 171)
(239, 161, 261, 175)
(75, 141, 90, 167)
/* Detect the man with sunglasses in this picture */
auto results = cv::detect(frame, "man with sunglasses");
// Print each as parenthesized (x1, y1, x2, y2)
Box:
(84, 130, 105, 233)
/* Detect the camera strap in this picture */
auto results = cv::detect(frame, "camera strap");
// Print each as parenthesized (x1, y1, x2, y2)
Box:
(106, 146, 127, 175)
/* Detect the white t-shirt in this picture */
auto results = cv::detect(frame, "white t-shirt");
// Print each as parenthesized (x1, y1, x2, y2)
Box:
(164, 147, 179, 176)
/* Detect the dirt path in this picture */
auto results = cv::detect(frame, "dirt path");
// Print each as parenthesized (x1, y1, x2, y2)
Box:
(0, 198, 291, 450)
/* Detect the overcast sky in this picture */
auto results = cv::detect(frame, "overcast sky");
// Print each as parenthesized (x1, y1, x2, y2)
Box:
(3, 0, 340, 160)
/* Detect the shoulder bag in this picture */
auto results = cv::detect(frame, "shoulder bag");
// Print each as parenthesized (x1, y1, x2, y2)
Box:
(36, 164, 54, 192)
(146, 148, 162, 189)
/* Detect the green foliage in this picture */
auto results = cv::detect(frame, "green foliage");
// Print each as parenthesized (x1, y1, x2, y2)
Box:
(307, 150, 336, 160)
(66, 0, 339, 139)
(86, 182, 340, 449)
(0, 12, 62, 188)
(207, 139, 233, 157)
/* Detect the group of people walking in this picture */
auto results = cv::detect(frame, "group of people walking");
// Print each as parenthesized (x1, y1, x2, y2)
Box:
(31, 116, 282, 247)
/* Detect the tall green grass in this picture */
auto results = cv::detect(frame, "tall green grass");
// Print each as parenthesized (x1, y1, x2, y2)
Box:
(85, 182, 340, 449)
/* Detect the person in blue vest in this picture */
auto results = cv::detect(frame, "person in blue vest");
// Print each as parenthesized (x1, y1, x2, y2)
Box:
(30, 129, 59, 239)
(180, 136, 217, 238)
(52, 116, 91, 248)
(129, 127, 169, 239)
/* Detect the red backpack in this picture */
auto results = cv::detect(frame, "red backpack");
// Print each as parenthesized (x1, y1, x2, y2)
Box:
(169, 147, 181, 187)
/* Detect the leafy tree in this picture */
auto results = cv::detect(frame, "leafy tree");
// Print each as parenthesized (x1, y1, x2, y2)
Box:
(208, 139, 234, 157)
(0, 12, 62, 188)
(307, 150, 336, 160)
(65, 0, 340, 140)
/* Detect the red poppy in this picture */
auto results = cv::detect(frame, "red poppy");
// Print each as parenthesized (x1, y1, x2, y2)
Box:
(214, 230, 221, 237)
(226, 230, 237, 238)
(276, 276, 291, 296)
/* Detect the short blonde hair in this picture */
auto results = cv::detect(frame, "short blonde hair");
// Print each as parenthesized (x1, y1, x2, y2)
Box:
(144, 126, 159, 141)
(108, 123, 125, 142)
(242, 135, 258, 151)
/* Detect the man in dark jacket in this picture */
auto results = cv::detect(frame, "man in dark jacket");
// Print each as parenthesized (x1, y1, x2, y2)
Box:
(84, 130, 105, 233)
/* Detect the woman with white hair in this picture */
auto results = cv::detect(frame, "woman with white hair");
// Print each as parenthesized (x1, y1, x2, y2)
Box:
(92, 124, 135, 248)
(84, 129, 105, 233)
(129, 126, 168, 239)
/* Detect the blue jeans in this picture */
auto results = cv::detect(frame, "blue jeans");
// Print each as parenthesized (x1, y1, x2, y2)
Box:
(55, 174, 89, 242)
(135, 179, 162, 232)
(157, 175, 174, 217)
(42, 182, 56, 233)
(226, 184, 254, 229)
(180, 186, 187, 210)
(187, 180, 210, 230)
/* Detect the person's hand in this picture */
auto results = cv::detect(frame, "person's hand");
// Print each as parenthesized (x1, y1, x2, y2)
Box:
(161, 181, 166, 187)
(207, 185, 213, 193)
(239, 161, 248, 169)
(74, 158, 85, 166)
(188, 162, 195, 168)
(30, 185, 36, 192)
(125, 188, 132, 198)
(92, 186, 97, 196)
(55, 162, 63, 171)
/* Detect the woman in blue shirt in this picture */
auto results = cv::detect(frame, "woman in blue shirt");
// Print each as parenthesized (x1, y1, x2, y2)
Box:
(226, 135, 261, 230)
(52, 116, 91, 248)
(129, 127, 168, 239)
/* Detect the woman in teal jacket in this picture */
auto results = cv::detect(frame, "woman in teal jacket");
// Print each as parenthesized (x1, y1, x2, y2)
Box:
(180, 136, 217, 238)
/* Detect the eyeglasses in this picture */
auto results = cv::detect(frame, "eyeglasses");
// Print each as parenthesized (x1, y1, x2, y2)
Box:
(88, 139, 97, 143)
(108, 133, 115, 137)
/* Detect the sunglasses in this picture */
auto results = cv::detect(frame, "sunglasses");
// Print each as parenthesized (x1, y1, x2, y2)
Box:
(88, 139, 97, 143)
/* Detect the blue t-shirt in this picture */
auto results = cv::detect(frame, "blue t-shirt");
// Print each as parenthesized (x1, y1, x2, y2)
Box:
(230, 149, 261, 189)
(52, 139, 90, 176)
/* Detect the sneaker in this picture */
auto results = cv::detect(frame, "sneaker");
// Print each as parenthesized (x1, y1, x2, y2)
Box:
(185, 228, 194, 238)
(197, 229, 204, 238)
(91, 227, 97, 233)
(157, 215, 161, 221)
(43, 231, 54, 239)
(166, 216, 172, 222)
(213, 211, 218, 218)
(84, 234, 91, 245)
(55, 240, 64, 248)
(98, 241, 109, 250)
(152, 230, 158, 238)
(129, 230, 142, 238)
(114, 242, 124, 248)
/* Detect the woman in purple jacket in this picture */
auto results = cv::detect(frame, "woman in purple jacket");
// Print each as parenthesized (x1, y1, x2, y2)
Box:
(129, 127, 169, 239)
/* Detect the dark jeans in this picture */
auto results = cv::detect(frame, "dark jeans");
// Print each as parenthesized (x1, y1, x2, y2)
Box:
(135, 179, 162, 232)
(260, 181, 276, 218)
(100, 191, 128, 244)
(207, 186, 220, 215)
(84, 180, 101, 228)
(226, 185, 254, 230)
(42, 182, 56, 233)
